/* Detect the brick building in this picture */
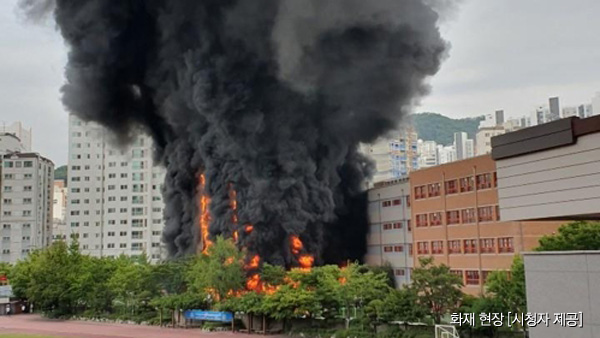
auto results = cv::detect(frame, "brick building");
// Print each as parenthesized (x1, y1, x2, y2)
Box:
(409, 154, 564, 295)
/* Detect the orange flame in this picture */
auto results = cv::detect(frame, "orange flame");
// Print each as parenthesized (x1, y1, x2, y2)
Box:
(246, 255, 260, 270)
(246, 274, 262, 292)
(245, 224, 254, 233)
(339, 277, 347, 285)
(233, 230, 239, 243)
(290, 235, 303, 254)
(299, 255, 314, 271)
(225, 257, 235, 265)
(199, 174, 212, 254)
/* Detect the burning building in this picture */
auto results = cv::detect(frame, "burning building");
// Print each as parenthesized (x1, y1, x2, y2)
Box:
(26, 0, 448, 268)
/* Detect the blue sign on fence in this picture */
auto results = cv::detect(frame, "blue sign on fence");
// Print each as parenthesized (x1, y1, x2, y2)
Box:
(184, 310, 233, 322)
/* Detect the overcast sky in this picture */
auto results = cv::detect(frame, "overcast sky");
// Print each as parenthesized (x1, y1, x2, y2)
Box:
(2, 0, 600, 166)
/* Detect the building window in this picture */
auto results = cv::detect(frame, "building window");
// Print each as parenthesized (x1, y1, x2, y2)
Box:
(416, 214, 428, 227)
(463, 239, 478, 254)
(383, 246, 393, 253)
(493, 172, 498, 187)
(498, 237, 514, 253)
(132, 219, 145, 228)
(429, 212, 442, 226)
(132, 231, 143, 239)
(108, 232, 115, 237)
(393, 222, 402, 229)
(431, 241, 443, 254)
(461, 208, 476, 223)
(407, 220, 411, 231)
(382, 200, 392, 208)
(466, 270, 480, 285)
(417, 242, 429, 255)
(448, 240, 461, 254)
(107, 243, 115, 249)
(152, 231, 161, 236)
(450, 270, 463, 280)
(394, 245, 403, 252)
(478, 206, 494, 222)
(414, 186, 427, 200)
(476, 173, 493, 190)
(447, 210, 460, 225)
(445, 179, 458, 194)
(394, 269, 405, 276)
(383, 223, 392, 230)
(459, 176, 474, 192)
(481, 271, 492, 283)
(408, 244, 413, 256)
(132, 243, 143, 251)
(428, 183, 441, 197)
(132, 207, 144, 216)
(392, 199, 402, 206)
(480, 238, 495, 253)
(495, 205, 501, 221)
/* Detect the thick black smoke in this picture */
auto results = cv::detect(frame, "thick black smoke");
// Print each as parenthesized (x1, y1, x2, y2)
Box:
(29, 0, 447, 267)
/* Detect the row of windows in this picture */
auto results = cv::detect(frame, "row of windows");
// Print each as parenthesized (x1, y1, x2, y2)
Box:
(415, 206, 500, 227)
(3, 198, 33, 204)
(1, 236, 31, 241)
(69, 219, 161, 227)
(382, 220, 411, 231)
(69, 182, 161, 192)
(381, 196, 411, 208)
(382, 244, 413, 256)
(2, 224, 31, 229)
(450, 270, 496, 286)
(3, 173, 33, 180)
(3, 185, 33, 192)
(3, 160, 34, 168)
(2, 210, 33, 217)
(416, 237, 514, 255)
(414, 172, 498, 200)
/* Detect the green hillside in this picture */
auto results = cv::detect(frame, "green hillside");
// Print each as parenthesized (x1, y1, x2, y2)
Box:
(54, 165, 67, 182)
(412, 112, 484, 146)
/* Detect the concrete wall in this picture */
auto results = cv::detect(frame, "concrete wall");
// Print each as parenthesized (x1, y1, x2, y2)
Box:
(497, 132, 600, 221)
(366, 178, 413, 287)
(524, 251, 600, 338)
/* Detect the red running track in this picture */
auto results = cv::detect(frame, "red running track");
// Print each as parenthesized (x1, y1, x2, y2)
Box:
(0, 314, 261, 338)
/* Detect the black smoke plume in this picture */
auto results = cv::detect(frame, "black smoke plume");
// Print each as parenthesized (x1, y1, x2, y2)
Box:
(28, 0, 448, 267)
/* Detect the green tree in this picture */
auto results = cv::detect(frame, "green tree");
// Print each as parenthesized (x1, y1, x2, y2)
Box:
(0, 262, 11, 280)
(485, 255, 526, 316)
(185, 236, 245, 302)
(370, 288, 427, 323)
(261, 284, 321, 321)
(410, 257, 463, 324)
(13, 241, 83, 317)
(107, 254, 159, 316)
(537, 221, 600, 251)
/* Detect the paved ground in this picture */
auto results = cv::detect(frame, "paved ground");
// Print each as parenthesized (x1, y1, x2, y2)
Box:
(0, 314, 257, 338)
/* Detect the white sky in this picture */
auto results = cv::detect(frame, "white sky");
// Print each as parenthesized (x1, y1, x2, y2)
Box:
(2, 0, 600, 166)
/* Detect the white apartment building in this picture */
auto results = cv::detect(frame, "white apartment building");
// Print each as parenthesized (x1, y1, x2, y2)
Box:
(67, 115, 167, 263)
(475, 126, 506, 156)
(366, 177, 413, 287)
(417, 139, 438, 168)
(52, 180, 67, 241)
(0, 122, 32, 152)
(437, 144, 456, 164)
(361, 126, 419, 187)
(454, 132, 474, 160)
(1, 153, 54, 263)
(0, 133, 26, 154)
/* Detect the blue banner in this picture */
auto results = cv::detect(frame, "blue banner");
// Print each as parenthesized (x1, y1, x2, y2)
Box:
(184, 310, 233, 322)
